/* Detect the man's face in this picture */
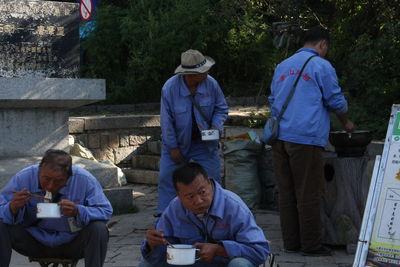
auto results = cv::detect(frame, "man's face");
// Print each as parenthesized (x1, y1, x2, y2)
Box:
(39, 164, 68, 194)
(183, 72, 208, 87)
(176, 174, 213, 214)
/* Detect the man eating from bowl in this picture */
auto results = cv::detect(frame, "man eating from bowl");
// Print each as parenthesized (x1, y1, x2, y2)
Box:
(139, 162, 269, 267)
(0, 149, 113, 267)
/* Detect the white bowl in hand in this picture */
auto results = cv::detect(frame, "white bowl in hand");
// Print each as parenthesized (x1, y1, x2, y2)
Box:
(36, 203, 61, 218)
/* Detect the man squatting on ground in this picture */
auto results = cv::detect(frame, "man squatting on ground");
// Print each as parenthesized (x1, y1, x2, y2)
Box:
(0, 149, 113, 267)
(157, 49, 229, 215)
(140, 162, 269, 266)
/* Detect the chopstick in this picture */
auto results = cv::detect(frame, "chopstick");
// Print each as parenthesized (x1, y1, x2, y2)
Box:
(10, 190, 51, 201)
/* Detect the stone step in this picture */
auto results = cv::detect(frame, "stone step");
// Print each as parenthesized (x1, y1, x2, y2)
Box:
(145, 140, 162, 155)
(132, 155, 160, 171)
(123, 169, 159, 185)
(103, 186, 135, 214)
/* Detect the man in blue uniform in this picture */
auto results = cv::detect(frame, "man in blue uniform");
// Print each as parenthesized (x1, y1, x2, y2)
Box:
(140, 162, 269, 266)
(157, 49, 228, 215)
(0, 149, 113, 267)
(269, 26, 355, 256)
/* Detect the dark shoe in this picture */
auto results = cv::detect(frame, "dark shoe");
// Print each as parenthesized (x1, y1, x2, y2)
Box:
(302, 246, 332, 256)
(153, 213, 162, 218)
(282, 248, 300, 253)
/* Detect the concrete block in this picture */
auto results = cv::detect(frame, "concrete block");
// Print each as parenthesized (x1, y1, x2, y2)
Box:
(103, 187, 134, 214)
(75, 134, 88, 147)
(120, 134, 130, 147)
(0, 77, 105, 109)
(83, 115, 160, 130)
(123, 169, 159, 185)
(114, 146, 137, 164)
(68, 118, 85, 133)
(129, 135, 148, 146)
(0, 109, 69, 157)
(146, 140, 162, 155)
(92, 147, 115, 163)
(88, 134, 100, 149)
(100, 134, 109, 149)
(131, 155, 160, 171)
(108, 134, 119, 148)
(0, 156, 121, 190)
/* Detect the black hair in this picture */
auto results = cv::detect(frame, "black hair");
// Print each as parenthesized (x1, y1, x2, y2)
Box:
(39, 149, 72, 178)
(172, 162, 208, 191)
(303, 26, 330, 45)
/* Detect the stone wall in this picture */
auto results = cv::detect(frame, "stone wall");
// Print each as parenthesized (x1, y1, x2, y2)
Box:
(69, 115, 161, 165)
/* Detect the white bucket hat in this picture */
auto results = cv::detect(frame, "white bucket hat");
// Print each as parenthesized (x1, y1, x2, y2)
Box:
(174, 49, 215, 74)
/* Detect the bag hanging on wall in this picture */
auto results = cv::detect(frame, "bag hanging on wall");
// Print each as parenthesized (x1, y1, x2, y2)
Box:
(263, 55, 316, 145)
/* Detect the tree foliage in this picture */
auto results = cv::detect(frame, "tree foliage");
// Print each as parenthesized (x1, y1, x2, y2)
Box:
(82, 0, 400, 138)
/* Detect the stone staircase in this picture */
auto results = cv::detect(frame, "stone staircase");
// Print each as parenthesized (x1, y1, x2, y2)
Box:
(123, 141, 162, 185)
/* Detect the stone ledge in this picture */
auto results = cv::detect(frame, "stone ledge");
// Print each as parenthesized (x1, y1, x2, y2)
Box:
(69, 115, 160, 131)
(0, 77, 105, 108)
(0, 156, 120, 189)
(123, 169, 158, 185)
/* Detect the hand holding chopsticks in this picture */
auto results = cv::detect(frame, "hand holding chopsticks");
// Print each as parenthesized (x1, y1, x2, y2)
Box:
(10, 190, 51, 201)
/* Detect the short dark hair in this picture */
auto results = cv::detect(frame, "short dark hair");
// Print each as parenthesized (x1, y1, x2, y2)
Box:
(39, 149, 73, 178)
(172, 162, 208, 191)
(303, 26, 330, 45)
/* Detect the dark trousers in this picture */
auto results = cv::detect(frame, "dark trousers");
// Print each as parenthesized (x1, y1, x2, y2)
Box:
(271, 140, 324, 252)
(0, 220, 109, 267)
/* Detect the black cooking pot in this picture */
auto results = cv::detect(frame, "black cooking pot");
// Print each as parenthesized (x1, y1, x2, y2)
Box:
(329, 130, 373, 157)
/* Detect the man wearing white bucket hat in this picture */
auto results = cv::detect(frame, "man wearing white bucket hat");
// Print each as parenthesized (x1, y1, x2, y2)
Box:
(156, 49, 228, 215)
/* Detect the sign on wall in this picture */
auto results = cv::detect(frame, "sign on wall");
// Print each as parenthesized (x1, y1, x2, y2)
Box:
(0, 0, 79, 78)
(354, 104, 400, 267)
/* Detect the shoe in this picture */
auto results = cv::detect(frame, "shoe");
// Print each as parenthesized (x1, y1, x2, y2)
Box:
(302, 246, 332, 256)
(282, 248, 300, 253)
(153, 213, 162, 218)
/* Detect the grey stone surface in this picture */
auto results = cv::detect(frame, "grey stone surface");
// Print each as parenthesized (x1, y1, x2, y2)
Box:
(8, 184, 356, 267)
(82, 115, 160, 130)
(0, 77, 105, 108)
(0, 110, 69, 157)
(123, 169, 159, 185)
(0, 156, 120, 189)
(146, 140, 162, 155)
(68, 118, 85, 133)
(131, 155, 160, 171)
(104, 186, 135, 214)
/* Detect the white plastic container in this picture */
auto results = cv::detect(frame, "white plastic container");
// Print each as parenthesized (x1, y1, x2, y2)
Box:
(166, 244, 199, 265)
(201, 129, 219, 141)
(36, 203, 61, 218)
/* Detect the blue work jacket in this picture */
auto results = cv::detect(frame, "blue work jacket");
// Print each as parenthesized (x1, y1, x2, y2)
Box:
(160, 74, 228, 155)
(269, 48, 348, 147)
(141, 181, 269, 266)
(0, 165, 113, 247)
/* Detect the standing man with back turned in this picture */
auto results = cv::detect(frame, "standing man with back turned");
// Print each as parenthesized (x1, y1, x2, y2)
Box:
(269, 26, 355, 256)
(156, 49, 228, 216)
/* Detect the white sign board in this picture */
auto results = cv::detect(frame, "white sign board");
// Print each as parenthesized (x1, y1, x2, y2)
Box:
(354, 104, 400, 266)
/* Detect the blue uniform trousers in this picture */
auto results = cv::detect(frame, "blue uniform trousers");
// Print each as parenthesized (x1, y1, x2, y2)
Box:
(157, 142, 220, 214)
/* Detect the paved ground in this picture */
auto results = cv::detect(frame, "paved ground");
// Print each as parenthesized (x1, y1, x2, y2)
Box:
(10, 184, 355, 267)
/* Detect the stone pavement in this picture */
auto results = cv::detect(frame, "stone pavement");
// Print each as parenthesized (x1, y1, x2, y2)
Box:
(9, 184, 355, 267)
